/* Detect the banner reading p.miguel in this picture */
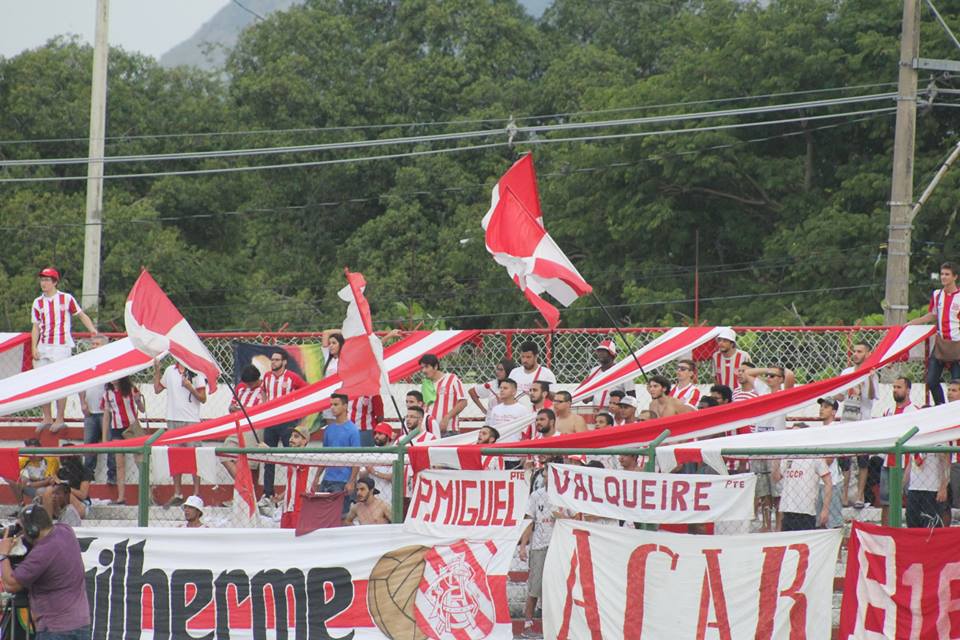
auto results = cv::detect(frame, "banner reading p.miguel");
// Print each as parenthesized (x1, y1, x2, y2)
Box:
(543, 519, 841, 640)
(76, 525, 518, 640)
(547, 463, 756, 523)
(405, 469, 528, 538)
(839, 521, 960, 639)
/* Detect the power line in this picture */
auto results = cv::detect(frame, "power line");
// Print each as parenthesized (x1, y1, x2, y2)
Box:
(0, 109, 895, 228)
(0, 92, 897, 170)
(0, 82, 905, 147)
(0, 106, 899, 184)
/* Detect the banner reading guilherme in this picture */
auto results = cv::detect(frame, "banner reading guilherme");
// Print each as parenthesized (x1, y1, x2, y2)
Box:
(75, 525, 518, 640)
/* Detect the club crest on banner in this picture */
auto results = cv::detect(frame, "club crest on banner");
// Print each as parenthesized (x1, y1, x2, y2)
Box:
(368, 541, 500, 640)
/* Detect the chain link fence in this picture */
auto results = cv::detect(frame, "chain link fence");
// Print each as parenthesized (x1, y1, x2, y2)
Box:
(181, 326, 924, 385)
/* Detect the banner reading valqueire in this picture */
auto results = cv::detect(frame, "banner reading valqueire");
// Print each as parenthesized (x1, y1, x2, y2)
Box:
(543, 520, 841, 640)
(76, 525, 518, 640)
(405, 469, 528, 538)
(839, 521, 960, 638)
(547, 463, 756, 523)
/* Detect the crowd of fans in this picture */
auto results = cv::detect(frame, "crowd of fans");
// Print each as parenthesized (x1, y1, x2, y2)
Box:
(9, 262, 960, 542)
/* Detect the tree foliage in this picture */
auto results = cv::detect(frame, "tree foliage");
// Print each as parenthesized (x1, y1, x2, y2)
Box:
(2, 0, 960, 331)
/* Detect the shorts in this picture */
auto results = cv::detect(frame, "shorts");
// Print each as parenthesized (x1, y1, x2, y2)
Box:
(527, 547, 548, 599)
(35, 344, 72, 367)
(781, 512, 816, 531)
(906, 490, 946, 528)
(856, 455, 870, 469)
(751, 460, 772, 498)
(108, 428, 125, 442)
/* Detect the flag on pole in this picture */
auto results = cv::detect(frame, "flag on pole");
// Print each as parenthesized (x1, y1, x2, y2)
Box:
(124, 269, 221, 392)
(150, 446, 220, 484)
(230, 441, 259, 527)
(336, 269, 391, 401)
(481, 154, 592, 330)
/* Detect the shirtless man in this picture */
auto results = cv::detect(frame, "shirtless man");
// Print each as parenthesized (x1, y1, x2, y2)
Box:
(553, 391, 587, 434)
(647, 375, 695, 418)
(343, 477, 391, 525)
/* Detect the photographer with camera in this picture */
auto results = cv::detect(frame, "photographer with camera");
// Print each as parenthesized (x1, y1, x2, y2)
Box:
(0, 504, 90, 639)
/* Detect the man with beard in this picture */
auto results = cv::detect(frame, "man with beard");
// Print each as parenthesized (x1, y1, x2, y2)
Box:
(363, 422, 395, 505)
(713, 328, 750, 390)
(343, 477, 391, 526)
(476, 426, 503, 470)
(260, 351, 307, 505)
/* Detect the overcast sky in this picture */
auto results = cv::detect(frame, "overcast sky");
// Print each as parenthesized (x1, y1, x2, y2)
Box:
(0, 1, 228, 60)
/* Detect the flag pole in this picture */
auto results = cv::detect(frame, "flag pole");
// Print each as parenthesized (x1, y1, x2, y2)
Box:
(224, 379, 262, 444)
(590, 292, 649, 383)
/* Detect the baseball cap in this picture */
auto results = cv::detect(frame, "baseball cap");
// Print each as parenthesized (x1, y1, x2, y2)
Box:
(373, 422, 394, 439)
(717, 327, 737, 343)
(595, 339, 617, 355)
(358, 476, 379, 494)
(618, 395, 638, 408)
(183, 495, 204, 513)
(292, 424, 312, 440)
(817, 397, 839, 410)
(38, 267, 60, 281)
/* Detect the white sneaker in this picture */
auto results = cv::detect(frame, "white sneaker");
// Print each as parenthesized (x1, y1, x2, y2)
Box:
(520, 622, 541, 638)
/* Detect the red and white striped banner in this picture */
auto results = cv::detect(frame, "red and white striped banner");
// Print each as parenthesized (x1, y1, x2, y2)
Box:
(151, 330, 478, 445)
(149, 446, 221, 484)
(0, 338, 154, 416)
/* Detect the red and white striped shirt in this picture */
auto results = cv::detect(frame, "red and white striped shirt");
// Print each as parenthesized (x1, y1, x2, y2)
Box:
(282, 464, 318, 525)
(233, 382, 264, 409)
(262, 369, 307, 401)
(930, 288, 960, 340)
(101, 386, 140, 430)
(732, 388, 759, 434)
(349, 396, 382, 431)
(713, 349, 750, 389)
(426, 373, 466, 432)
(31, 292, 80, 347)
(669, 383, 701, 407)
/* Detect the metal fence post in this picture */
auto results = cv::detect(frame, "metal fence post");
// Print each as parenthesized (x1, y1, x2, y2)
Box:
(391, 428, 421, 524)
(888, 426, 919, 528)
(138, 430, 164, 527)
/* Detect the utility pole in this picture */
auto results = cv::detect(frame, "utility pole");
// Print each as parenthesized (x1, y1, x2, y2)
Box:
(883, 0, 921, 326)
(82, 0, 110, 321)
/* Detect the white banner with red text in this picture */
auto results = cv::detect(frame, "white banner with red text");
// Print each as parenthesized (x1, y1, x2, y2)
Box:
(405, 469, 529, 539)
(546, 464, 755, 523)
(76, 525, 519, 640)
(543, 519, 841, 640)
(839, 521, 960, 638)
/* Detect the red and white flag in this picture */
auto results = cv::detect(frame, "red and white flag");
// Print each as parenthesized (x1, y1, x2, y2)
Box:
(231, 447, 259, 528)
(125, 270, 221, 392)
(336, 269, 390, 401)
(482, 154, 592, 330)
(150, 446, 220, 484)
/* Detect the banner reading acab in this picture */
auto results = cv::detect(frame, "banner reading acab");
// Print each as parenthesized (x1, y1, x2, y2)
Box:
(543, 519, 841, 640)
(76, 525, 518, 640)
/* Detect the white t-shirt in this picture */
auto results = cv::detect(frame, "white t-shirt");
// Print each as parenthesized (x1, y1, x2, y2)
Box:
(579, 364, 631, 408)
(508, 365, 556, 398)
(526, 488, 555, 550)
(474, 379, 501, 419)
(814, 420, 843, 485)
(909, 453, 948, 492)
(751, 378, 786, 432)
(160, 365, 207, 423)
(840, 366, 879, 421)
(83, 384, 106, 416)
(488, 402, 533, 443)
(778, 458, 831, 516)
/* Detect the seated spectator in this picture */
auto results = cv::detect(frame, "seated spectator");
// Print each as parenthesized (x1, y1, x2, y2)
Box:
(709, 384, 733, 405)
(56, 450, 94, 519)
(489, 379, 533, 441)
(406, 406, 440, 443)
(647, 375, 695, 418)
(476, 426, 503, 470)
(669, 359, 702, 407)
(593, 411, 615, 429)
(343, 477, 391, 525)
(616, 395, 638, 425)
(182, 495, 206, 528)
(43, 483, 82, 527)
(14, 440, 59, 505)
(697, 396, 719, 410)
(949, 379, 960, 403)
(608, 390, 626, 421)
(554, 391, 587, 434)
(618, 453, 642, 472)
(638, 409, 658, 421)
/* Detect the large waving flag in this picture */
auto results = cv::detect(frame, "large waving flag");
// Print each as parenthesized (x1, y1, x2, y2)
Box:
(482, 154, 592, 329)
(125, 270, 221, 392)
(336, 269, 390, 400)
